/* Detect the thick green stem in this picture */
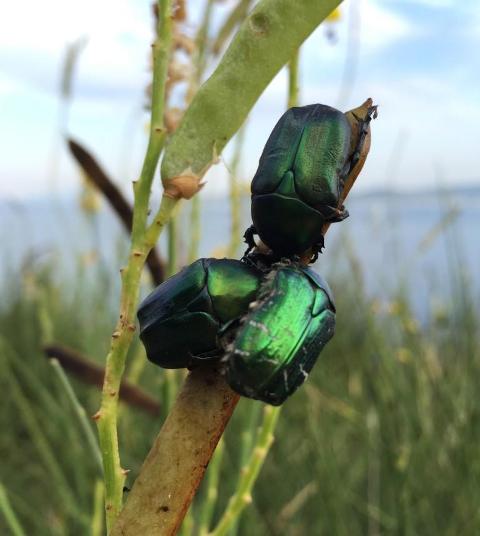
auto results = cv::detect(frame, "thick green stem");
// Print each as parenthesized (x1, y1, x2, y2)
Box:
(96, 1, 174, 531)
(162, 0, 342, 187)
(209, 406, 281, 536)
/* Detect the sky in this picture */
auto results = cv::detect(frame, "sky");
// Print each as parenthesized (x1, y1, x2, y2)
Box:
(0, 0, 479, 201)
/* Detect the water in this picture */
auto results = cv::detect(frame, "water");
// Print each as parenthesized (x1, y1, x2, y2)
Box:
(1, 189, 479, 320)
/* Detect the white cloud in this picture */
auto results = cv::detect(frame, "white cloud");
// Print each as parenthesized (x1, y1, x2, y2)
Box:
(0, 0, 153, 96)
(0, 73, 21, 95)
(0, 0, 478, 201)
(0, 0, 151, 53)
(360, 0, 413, 50)
(469, 5, 480, 39)
(304, 0, 412, 70)
(406, 0, 454, 6)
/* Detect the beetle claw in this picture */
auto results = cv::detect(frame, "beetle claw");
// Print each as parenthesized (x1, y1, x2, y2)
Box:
(310, 236, 325, 263)
(243, 225, 258, 257)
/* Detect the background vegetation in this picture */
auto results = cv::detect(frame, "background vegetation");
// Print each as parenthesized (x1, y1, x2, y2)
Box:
(1, 1, 479, 535)
(2, 205, 479, 534)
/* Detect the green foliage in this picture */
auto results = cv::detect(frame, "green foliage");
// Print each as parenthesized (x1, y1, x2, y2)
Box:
(1, 241, 479, 534)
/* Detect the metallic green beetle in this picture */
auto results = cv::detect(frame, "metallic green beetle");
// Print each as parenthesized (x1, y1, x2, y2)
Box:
(137, 258, 262, 369)
(137, 255, 336, 405)
(245, 102, 376, 261)
(224, 261, 335, 405)
(137, 99, 378, 403)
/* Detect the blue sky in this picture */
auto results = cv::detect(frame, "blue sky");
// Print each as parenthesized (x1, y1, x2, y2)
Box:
(0, 0, 479, 200)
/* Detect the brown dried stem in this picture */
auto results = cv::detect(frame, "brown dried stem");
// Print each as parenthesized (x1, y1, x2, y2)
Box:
(67, 138, 166, 285)
(43, 344, 160, 417)
(111, 366, 238, 536)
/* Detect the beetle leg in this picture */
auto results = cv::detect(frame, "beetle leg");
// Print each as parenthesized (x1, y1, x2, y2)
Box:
(326, 204, 349, 223)
(310, 235, 325, 263)
(243, 225, 258, 256)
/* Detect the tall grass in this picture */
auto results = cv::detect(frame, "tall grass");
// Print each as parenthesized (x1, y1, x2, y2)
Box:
(1, 218, 479, 534)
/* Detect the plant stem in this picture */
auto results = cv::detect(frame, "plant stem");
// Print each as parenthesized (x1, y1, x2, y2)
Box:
(162, 368, 180, 412)
(161, 0, 342, 187)
(111, 0, 341, 536)
(195, 0, 215, 84)
(0, 483, 26, 536)
(50, 358, 103, 474)
(212, 0, 253, 55)
(112, 3, 347, 533)
(91, 480, 105, 536)
(1, 342, 84, 524)
(188, 195, 201, 262)
(96, 1, 174, 531)
(167, 217, 178, 276)
(209, 406, 281, 536)
(179, 509, 195, 536)
(67, 138, 166, 285)
(228, 402, 262, 536)
(227, 125, 247, 258)
(287, 50, 300, 109)
(197, 438, 225, 535)
(111, 366, 239, 536)
(44, 344, 160, 417)
(185, 0, 215, 262)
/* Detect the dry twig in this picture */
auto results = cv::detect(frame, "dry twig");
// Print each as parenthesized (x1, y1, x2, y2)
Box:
(44, 344, 161, 417)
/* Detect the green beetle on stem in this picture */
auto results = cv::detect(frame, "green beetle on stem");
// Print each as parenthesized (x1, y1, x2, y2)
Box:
(223, 259, 336, 405)
(137, 99, 376, 404)
(137, 254, 336, 405)
(138, 258, 263, 369)
(244, 99, 377, 262)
